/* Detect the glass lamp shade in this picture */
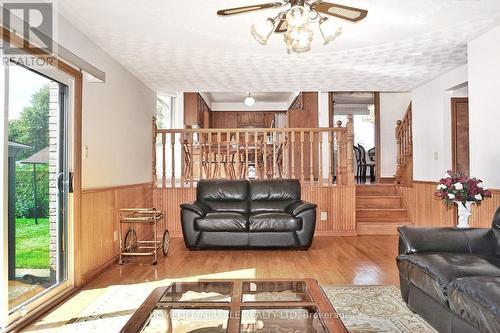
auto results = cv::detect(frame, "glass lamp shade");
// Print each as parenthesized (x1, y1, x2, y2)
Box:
(251, 18, 275, 45)
(244, 96, 256, 107)
(319, 17, 342, 44)
(284, 25, 313, 53)
(286, 5, 309, 28)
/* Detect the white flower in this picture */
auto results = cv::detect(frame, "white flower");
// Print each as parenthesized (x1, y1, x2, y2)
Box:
(436, 184, 447, 190)
(474, 194, 482, 201)
(448, 193, 456, 199)
(454, 183, 463, 190)
(477, 182, 484, 188)
(444, 172, 452, 178)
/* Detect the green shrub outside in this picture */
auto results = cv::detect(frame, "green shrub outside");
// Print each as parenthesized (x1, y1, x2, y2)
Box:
(15, 163, 49, 218)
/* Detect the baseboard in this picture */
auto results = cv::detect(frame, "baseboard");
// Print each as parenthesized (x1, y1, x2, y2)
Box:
(80, 231, 182, 285)
(80, 254, 119, 286)
(315, 230, 358, 237)
(357, 222, 410, 235)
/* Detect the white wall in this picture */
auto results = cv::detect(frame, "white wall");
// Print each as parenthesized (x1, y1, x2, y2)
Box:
(318, 92, 329, 179)
(379, 93, 412, 178)
(468, 24, 500, 189)
(411, 65, 468, 181)
(56, 16, 156, 189)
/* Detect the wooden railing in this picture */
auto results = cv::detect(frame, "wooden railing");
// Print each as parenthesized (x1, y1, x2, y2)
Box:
(152, 116, 354, 188)
(395, 102, 413, 185)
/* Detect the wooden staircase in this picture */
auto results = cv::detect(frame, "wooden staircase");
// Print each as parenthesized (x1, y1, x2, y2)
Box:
(356, 184, 412, 235)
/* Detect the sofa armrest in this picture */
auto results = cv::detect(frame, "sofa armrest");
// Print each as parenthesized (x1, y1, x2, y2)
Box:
(180, 201, 210, 217)
(398, 226, 494, 255)
(286, 200, 317, 217)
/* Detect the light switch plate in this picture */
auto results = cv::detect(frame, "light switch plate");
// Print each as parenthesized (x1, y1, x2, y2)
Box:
(320, 211, 328, 221)
(113, 230, 118, 241)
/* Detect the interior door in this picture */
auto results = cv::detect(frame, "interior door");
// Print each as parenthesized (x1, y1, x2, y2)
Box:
(451, 98, 470, 176)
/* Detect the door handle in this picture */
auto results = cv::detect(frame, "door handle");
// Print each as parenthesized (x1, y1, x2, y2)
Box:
(69, 172, 74, 193)
(57, 172, 64, 192)
(57, 172, 74, 193)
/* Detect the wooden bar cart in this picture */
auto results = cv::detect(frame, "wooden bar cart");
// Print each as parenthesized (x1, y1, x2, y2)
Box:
(118, 208, 169, 265)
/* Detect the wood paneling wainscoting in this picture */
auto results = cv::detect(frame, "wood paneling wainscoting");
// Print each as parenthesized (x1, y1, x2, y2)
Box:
(398, 181, 499, 228)
(79, 183, 153, 285)
(153, 187, 196, 237)
(153, 184, 357, 238)
(470, 189, 500, 227)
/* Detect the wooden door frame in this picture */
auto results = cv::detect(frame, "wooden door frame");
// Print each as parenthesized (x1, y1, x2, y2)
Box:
(450, 97, 469, 227)
(451, 97, 469, 174)
(374, 92, 381, 183)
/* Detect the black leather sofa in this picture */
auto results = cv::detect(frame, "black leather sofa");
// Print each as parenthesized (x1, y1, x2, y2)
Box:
(397, 207, 500, 333)
(180, 179, 317, 249)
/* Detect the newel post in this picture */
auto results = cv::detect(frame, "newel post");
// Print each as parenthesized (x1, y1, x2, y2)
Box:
(152, 116, 157, 187)
(346, 114, 354, 185)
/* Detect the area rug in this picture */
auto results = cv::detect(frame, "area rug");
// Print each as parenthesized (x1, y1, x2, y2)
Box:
(62, 284, 437, 332)
(322, 285, 437, 333)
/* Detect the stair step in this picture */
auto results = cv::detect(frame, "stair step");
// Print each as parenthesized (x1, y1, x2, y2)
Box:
(357, 221, 412, 235)
(356, 185, 398, 196)
(356, 208, 408, 222)
(356, 196, 402, 209)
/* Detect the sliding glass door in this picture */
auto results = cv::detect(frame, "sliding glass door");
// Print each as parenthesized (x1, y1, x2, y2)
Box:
(1, 61, 73, 327)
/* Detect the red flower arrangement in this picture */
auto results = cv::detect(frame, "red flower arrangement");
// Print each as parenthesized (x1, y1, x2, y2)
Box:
(435, 170, 492, 207)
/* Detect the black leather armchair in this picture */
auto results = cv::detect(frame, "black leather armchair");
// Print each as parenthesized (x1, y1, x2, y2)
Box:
(180, 179, 317, 249)
(396, 207, 500, 333)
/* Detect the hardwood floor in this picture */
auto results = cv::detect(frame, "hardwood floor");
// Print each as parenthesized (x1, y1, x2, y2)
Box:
(23, 235, 399, 332)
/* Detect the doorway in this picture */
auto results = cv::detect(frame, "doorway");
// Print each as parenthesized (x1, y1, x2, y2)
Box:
(451, 98, 470, 176)
(329, 92, 380, 183)
(3, 62, 72, 325)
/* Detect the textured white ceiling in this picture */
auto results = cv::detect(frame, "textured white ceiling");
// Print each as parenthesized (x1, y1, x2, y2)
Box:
(55, 0, 500, 92)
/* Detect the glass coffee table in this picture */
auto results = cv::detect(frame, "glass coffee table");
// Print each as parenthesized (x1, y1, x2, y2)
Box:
(120, 279, 347, 333)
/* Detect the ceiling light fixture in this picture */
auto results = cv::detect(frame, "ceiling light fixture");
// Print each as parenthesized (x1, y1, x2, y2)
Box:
(244, 93, 256, 107)
(251, 18, 276, 44)
(217, 1, 367, 53)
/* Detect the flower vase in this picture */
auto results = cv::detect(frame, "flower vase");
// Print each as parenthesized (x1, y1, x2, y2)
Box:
(455, 201, 473, 228)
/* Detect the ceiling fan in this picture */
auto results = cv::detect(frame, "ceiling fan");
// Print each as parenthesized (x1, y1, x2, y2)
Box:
(217, 0, 368, 53)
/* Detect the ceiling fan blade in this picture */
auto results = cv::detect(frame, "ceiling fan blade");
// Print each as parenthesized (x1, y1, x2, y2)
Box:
(312, 2, 368, 22)
(275, 17, 288, 33)
(217, 2, 283, 16)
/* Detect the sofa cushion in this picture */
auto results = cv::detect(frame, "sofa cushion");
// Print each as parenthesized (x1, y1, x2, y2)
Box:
(197, 179, 249, 213)
(249, 212, 302, 232)
(195, 212, 247, 232)
(397, 253, 500, 303)
(449, 276, 500, 333)
(249, 179, 300, 213)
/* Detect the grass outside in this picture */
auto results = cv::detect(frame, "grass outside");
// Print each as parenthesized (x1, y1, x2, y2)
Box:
(15, 217, 50, 269)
